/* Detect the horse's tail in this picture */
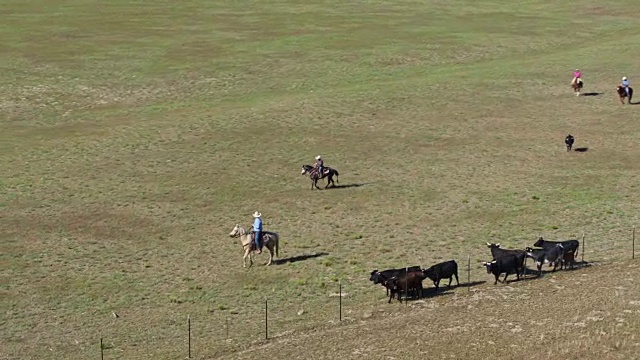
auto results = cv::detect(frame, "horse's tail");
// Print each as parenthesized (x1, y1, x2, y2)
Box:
(275, 234, 279, 257)
(334, 169, 339, 183)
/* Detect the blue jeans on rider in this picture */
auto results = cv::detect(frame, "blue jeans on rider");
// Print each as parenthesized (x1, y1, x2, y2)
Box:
(318, 166, 323, 176)
(254, 231, 262, 251)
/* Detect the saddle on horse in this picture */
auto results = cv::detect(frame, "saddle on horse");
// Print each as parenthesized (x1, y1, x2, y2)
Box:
(314, 167, 330, 178)
(250, 233, 266, 250)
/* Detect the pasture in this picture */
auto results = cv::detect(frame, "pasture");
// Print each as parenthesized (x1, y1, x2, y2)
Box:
(1, 0, 640, 358)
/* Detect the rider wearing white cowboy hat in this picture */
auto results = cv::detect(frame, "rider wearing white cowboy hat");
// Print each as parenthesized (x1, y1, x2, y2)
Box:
(252, 211, 263, 253)
(621, 76, 630, 96)
(314, 155, 324, 177)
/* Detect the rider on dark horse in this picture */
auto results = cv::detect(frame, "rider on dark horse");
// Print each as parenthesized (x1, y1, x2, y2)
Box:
(314, 155, 325, 178)
(621, 76, 630, 97)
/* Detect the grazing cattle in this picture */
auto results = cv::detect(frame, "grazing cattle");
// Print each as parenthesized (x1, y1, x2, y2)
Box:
(533, 236, 580, 261)
(370, 266, 421, 295)
(525, 245, 564, 276)
(565, 134, 575, 152)
(385, 271, 426, 303)
(485, 255, 523, 285)
(486, 243, 526, 275)
(422, 260, 459, 290)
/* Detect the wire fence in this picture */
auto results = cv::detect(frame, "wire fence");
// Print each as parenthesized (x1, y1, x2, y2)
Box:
(95, 227, 636, 359)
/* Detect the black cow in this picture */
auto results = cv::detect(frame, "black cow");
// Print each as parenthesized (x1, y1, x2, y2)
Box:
(385, 271, 426, 303)
(370, 266, 421, 295)
(485, 255, 523, 285)
(525, 245, 564, 276)
(533, 236, 580, 261)
(486, 242, 526, 275)
(422, 260, 459, 290)
(565, 134, 575, 151)
(562, 250, 576, 269)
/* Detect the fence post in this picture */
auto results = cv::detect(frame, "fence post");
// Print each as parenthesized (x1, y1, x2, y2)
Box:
(100, 337, 104, 360)
(633, 226, 636, 260)
(339, 281, 342, 322)
(187, 315, 191, 359)
(265, 298, 268, 340)
(467, 255, 471, 291)
(581, 233, 585, 263)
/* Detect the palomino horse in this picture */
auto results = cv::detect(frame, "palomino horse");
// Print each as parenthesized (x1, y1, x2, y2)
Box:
(229, 225, 279, 268)
(617, 85, 633, 104)
(300, 164, 339, 190)
(571, 79, 583, 96)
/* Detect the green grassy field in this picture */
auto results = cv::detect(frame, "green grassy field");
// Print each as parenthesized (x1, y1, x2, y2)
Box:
(2, 0, 640, 359)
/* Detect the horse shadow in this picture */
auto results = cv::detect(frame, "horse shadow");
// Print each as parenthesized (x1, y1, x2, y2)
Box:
(329, 182, 370, 190)
(573, 147, 588, 152)
(581, 92, 602, 96)
(273, 252, 328, 265)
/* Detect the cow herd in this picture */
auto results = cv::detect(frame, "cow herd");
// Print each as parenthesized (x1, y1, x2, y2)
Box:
(369, 236, 581, 303)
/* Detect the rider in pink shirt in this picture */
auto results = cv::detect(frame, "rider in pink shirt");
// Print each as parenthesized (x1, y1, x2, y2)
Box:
(572, 69, 582, 85)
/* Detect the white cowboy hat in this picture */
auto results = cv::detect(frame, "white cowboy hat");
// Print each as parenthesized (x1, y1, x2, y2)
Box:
(622, 76, 627, 81)
(252, 211, 261, 218)
(315, 155, 321, 160)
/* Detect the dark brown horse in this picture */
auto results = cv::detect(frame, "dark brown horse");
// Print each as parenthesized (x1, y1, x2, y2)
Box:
(301, 164, 339, 190)
(617, 85, 633, 104)
(571, 79, 583, 96)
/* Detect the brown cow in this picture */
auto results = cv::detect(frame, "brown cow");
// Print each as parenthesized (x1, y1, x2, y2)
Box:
(385, 271, 425, 303)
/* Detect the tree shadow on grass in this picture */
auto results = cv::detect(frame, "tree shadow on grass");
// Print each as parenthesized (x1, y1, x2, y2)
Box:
(273, 252, 328, 265)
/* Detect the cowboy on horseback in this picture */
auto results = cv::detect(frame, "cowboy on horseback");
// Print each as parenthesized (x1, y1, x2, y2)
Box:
(571, 69, 582, 86)
(314, 155, 325, 178)
(252, 211, 263, 254)
(621, 76, 630, 97)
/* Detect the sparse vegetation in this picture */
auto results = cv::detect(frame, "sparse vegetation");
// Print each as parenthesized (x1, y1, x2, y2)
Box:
(1, 0, 640, 359)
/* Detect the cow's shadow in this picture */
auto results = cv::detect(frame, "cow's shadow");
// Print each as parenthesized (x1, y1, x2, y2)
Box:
(522, 260, 592, 279)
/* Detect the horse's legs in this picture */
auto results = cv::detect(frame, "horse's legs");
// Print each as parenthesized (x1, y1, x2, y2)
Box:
(266, 245, 273, 266)
(243, 250, 249, 268)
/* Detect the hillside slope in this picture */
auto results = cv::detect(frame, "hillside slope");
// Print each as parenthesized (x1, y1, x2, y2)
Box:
(217, 261, 640, 359)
